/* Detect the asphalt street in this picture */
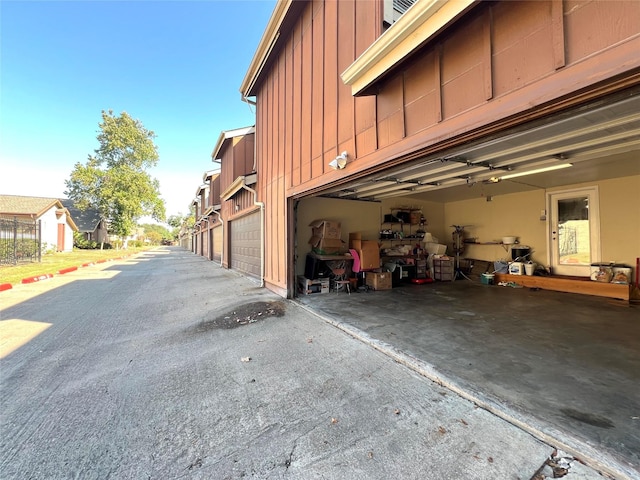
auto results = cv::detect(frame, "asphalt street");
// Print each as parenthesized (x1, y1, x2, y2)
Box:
(0, 247, 606, 479)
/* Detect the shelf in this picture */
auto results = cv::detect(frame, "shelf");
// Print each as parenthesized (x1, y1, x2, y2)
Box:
(380, 237, 424, 242)
(463, 241, 514, 251)
(494, 273, 630, 301)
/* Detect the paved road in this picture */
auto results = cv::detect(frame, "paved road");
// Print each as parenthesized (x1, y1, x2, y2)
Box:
(1, 247, 604, 479)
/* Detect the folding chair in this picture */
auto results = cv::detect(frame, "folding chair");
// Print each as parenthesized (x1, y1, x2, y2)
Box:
(327, 260, 350, 294)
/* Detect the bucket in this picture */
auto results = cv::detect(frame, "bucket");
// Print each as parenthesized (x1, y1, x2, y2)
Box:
(481, 273, 495, 285)
(493, 261, 509, 274)
(524, 262, 536, 276)
(511, 246, 531, 261)
(509, 262, 524, 275)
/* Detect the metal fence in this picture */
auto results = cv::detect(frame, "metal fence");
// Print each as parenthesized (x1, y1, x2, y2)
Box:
(0, 217, 41, 265)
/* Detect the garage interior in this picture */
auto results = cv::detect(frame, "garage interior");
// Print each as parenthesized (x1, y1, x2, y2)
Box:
(292, 89, 640, 477)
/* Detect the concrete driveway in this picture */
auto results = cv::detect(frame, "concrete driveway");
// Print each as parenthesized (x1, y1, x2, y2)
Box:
(0, 247, 626, 479)
(297, 277, 640, 479)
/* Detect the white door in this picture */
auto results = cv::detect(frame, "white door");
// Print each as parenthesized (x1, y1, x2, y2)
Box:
(547, 187, 600, 277)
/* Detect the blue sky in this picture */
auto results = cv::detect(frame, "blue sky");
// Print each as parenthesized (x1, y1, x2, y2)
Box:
(0, 0, 276, 219)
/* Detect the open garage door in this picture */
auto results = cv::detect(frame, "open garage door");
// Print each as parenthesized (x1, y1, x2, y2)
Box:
(212, 225, 222, 263)
(230, 211, 261, 278)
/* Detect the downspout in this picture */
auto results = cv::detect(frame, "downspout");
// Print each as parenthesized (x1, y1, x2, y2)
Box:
(239, 184, 265, 288)
(241, 96, 257, 106)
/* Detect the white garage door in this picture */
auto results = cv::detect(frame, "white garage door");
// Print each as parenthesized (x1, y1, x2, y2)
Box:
(230, 211, 261, 278)
(212, 225, 222, 263)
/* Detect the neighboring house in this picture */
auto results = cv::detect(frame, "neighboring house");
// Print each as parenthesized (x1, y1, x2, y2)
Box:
(214, 127, 259, 276)
(192, 170, 222, 263)
(178, 221, 193, 251)
(191, 127, 256, 274)
(60, 199, 108, 245)
(0, 194, 78, 253)
(230, 0, 640, 298)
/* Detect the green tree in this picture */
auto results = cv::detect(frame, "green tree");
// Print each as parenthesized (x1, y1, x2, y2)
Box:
(167, 212, 195, 240)
(65, 110, 166, 241)
(139, 223, 172, 244)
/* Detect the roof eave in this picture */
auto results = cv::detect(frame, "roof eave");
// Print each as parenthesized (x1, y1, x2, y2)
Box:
(239, 0, 292, 99)
(210, 126, 256, 162)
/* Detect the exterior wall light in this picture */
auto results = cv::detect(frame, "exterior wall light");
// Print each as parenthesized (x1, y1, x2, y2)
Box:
(329, 151, 349, 170)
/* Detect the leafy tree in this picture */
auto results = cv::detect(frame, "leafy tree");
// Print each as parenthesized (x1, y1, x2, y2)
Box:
(139, 223, 172, 244)
(167, 212, 195, 240)
(167, 214, 184, 229)
(65, 110, 166, 241)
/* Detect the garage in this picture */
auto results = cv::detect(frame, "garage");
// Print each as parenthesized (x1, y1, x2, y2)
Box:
(291, 90, 640, 478)
(230, 210, 261, 278)
(212, 224, 222, 263)
(294, 89, 640, 296)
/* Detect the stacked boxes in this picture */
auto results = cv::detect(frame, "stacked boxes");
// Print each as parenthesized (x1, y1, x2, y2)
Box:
(308, 219, 345, 254)
(416, 258, 427, 279)
(433, 257, 454, 281)
(349, 232, 380, 270)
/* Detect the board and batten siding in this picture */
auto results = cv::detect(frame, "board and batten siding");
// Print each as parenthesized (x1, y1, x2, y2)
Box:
(255, 0, 381, 293)
(253, 0, 640, 295)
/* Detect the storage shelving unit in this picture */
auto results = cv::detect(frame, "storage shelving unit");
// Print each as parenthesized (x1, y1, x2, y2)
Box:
(379, 208, 425, 245)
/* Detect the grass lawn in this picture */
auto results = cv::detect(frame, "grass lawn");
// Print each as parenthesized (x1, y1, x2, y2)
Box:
(0, 248, 150, 286)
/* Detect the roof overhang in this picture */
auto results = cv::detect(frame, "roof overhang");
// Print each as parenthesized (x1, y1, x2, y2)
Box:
(202, 205, 214, 217)
(203, 171, 220, 182)
(211, 126, 256, 162)
(221, 174, 258, 201)
(194, 184, 208, 196)
(341, 0, 476, 96)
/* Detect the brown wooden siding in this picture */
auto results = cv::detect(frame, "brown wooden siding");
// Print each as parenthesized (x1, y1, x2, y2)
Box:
(255, 0, 382, 290)
(337, 0, 356, 154)
(211, 176, 221, 207)
(253, 0, 640, 294)
(564, 0, 640, 64)
(403, 50, 440, 136)
(233, 135, 255, 177)
(219, 146, 234, 197)
(492, 1, 557, 97)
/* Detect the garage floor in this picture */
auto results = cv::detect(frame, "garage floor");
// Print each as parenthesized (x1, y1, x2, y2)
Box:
(296, 278, 640, 477)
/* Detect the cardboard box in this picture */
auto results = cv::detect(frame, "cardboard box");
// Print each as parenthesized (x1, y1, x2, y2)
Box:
(349, 232, 380, 270)
(309, 219, 341, 239)
(365, 272, 392, 290)
(348, 232, 363, 248)
(309, 236, 346, 254)
(358, 241, 380, 270)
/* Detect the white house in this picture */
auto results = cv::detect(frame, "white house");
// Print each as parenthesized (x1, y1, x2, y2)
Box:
(0, 194, 78, 253)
